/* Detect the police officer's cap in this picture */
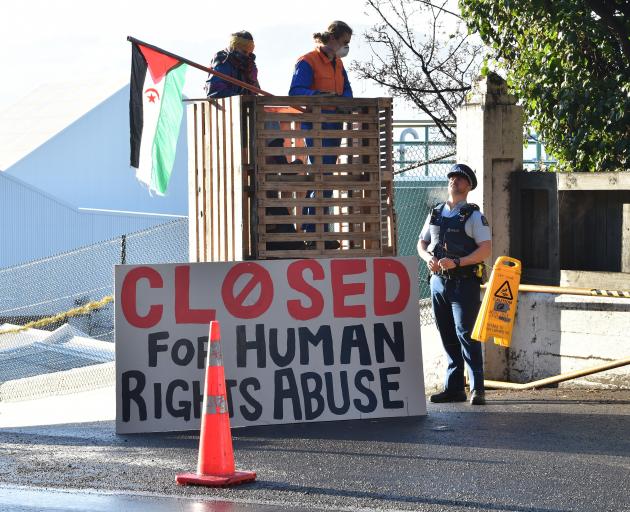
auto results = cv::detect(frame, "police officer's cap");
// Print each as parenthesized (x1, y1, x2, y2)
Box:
(447, 163, 477, 190)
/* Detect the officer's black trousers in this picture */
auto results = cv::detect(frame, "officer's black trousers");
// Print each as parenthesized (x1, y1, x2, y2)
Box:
(430, 274, 485, 393)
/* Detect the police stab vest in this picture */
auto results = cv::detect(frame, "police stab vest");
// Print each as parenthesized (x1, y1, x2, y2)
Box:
(427, 202, 480, 260)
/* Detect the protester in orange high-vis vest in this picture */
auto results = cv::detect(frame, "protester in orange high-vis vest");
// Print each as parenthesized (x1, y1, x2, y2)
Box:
(289, 21, 353, 243)
(289, 20, 353, 98)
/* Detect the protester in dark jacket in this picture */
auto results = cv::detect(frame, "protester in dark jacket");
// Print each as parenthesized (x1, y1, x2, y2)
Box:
(206, 31, 259, 98)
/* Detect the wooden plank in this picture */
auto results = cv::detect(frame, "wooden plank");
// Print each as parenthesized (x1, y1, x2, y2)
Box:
(197, 104, 205, 262)
(258, 249, 383, 259)
(364, 105, 379, 252)
(212, 100, 221, 261)
(380, 99, 395, 254)
(220, 98, 228, 261)
(265, 174, 371, 183)
(227, 96, 235, 261)
(260, 197, 380, 207)
(568, 191, 588, 269)
(203, 102, 211, 262)
(241, 106, 252, 260)
(312, 105, 324, 241)
(257, 129, 380, 138)
(521, 188, 550, 269)
(259, 182, 381, 191)
(232, 98, 245, 261)
(259, 214, 379, 224)
(258, 163, 379, 173)
(250, 103, 260, 258)
(256, 96, 381, 107)
(261, 232, 381, 241)
(381, 170, 394, 182)
(261, 146, 378, 156)
(187, 102, 200, 262)
(260, 113, 378, 123)
(591, 192, 607, 270)
(244, 102, 255, 259)
(259, 171, 380, 179)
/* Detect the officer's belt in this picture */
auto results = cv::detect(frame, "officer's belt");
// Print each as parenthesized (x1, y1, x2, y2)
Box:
(432, 265, 477, 280)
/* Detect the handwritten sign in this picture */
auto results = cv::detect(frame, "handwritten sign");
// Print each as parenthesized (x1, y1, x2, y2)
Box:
(115, 257, 426, 433)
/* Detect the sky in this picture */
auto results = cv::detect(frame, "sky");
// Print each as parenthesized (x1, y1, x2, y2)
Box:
(0, 0, 421, 117)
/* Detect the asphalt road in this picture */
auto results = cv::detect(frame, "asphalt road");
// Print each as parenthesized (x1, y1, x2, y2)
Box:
(1, 389, 629, 512)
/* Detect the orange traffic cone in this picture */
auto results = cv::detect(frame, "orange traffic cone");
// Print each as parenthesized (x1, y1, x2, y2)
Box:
(176, 320, 256, 487)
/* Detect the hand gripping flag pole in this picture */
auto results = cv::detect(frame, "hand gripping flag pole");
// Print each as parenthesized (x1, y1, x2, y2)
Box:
(127, 36, 305, 195)
(176, 321, 256, 487)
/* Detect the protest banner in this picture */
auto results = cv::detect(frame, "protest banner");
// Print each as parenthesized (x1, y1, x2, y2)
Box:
(115, 257, 426, 433)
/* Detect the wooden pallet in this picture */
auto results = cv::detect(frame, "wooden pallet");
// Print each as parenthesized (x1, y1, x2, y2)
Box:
(186, 96, 397, 261)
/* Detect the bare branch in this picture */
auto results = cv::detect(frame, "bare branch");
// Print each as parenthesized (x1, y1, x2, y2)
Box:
(354, 0, 486, 137)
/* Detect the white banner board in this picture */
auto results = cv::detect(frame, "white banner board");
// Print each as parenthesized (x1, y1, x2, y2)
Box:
(115, 257, 426, 433)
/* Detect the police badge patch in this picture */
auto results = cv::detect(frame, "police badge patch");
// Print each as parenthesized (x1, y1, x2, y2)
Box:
(481, 215, 489, 226)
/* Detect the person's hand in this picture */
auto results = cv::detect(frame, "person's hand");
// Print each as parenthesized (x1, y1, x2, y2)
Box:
(427, 256, 440, 272)
(438, 258, 456, 270)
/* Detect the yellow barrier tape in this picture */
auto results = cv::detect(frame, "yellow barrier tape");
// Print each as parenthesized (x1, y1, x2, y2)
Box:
(0, 295, 114, 336)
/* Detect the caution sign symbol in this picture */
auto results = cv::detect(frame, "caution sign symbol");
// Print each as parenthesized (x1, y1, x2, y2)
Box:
(494, 280, 514, 300)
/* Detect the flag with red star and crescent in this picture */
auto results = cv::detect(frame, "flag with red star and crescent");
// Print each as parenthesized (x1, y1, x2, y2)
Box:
(129, 42, 187, 195)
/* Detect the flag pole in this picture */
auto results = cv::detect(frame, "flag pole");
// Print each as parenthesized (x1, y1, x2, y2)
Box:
(127, 36, 273, 97)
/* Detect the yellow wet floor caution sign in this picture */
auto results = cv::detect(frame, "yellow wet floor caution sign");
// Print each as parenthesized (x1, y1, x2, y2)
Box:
(472, 256, 522, 347)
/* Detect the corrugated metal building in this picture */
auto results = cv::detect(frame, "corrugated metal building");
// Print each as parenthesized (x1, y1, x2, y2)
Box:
(0, 171, 184, 268)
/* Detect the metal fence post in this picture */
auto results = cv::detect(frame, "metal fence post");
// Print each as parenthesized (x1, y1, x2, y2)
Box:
(121, 235, 127, 265)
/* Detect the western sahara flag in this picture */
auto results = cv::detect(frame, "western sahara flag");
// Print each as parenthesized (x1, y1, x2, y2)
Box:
(130, 43, 187, 195)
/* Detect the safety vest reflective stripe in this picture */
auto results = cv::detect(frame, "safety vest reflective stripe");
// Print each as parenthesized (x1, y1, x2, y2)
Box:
(209, 341, 223, 367)
(204, 394, 228, 415)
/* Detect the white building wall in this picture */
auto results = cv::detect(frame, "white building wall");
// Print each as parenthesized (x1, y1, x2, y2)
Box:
(4, 85, 188, 216)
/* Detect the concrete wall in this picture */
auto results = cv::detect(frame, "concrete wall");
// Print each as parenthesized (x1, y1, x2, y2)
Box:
(456, 73, 523, 381)
(456, 73, 523, 263)
(508, 292, 630, 389)
(420, 292, 630, 392)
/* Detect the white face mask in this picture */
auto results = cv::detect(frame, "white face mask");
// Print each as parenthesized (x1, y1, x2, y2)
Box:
(336, 45, 350, 58)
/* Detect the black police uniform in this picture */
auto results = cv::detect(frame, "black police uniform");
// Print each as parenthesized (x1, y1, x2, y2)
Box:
(428, 202, 485, 396)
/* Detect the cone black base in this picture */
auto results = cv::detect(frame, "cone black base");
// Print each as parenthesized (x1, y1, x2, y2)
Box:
(175, 470, 256, 487)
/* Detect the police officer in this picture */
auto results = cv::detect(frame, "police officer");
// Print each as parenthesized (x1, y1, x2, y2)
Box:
(417, 163, 492, 405)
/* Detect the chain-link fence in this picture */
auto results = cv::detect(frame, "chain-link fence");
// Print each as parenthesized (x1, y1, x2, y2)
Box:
(0, 219, 188, 402)
(392, 122, 456, 325)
